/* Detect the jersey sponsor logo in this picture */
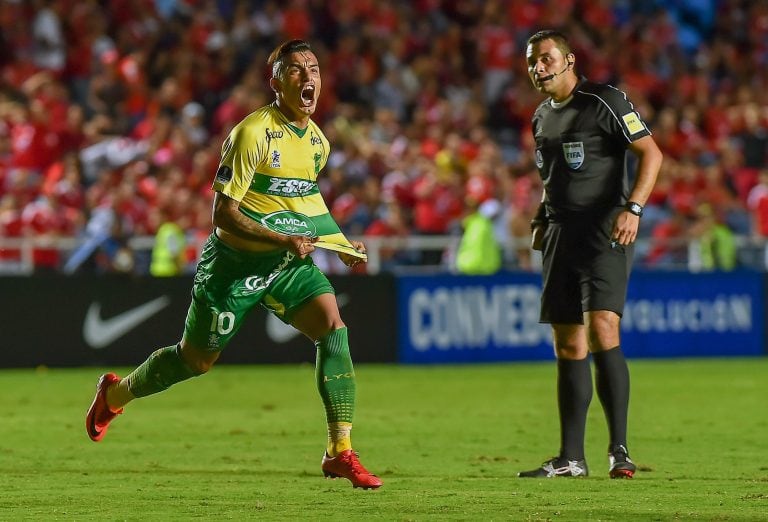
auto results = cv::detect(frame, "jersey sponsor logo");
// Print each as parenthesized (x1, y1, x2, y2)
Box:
(270, 150, 281, 168)
(215, 165, 233, 184)
(261, 210, 318, 237)
(562, 141, 584, 169)
(266, 177, 317, 196)
(83, 296, 171, 349)
(310, 132, 322, 145)
(622, 112, 645, 135)
(535, 149, 544, 168)
(265, 128, 284, 141)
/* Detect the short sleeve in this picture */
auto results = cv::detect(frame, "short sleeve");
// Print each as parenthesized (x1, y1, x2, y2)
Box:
(212, 124, 263, 202)
(596, 85, 651, 144)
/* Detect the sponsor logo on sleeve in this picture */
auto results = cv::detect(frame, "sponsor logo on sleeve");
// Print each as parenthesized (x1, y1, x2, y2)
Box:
(622, 112, 645, 135)
(215, 165, 233, 184)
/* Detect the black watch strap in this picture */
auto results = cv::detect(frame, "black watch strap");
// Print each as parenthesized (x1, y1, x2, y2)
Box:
(626, 201, 643, 217)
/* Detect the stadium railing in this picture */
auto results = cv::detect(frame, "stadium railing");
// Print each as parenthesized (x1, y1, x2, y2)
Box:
(0, 235, 765, 275)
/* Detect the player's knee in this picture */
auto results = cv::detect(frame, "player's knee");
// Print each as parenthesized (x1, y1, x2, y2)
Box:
(187, 358, 215, 375)
(315, 325, 351, 356)
(318, 319, 346, 339)
(300, 316, 345, 343)
(180, 344, 219, 375)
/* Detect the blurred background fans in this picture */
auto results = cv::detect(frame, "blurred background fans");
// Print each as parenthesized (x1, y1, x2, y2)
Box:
(1, 0, 767, 275)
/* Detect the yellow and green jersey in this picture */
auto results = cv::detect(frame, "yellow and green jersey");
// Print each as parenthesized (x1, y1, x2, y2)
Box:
(212, 102, 363, 258)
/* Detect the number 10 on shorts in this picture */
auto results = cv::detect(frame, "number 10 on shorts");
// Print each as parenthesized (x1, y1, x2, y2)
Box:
(210, 311, 235, 335)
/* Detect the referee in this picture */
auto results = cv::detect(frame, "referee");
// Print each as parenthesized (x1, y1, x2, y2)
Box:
(518, 30, 663, 478)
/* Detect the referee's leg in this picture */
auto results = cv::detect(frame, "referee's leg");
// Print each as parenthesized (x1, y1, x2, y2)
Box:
(518, 323, 592, 478)
(587, 310, 636, 478)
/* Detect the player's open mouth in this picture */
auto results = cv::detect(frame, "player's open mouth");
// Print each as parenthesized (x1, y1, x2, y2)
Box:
(300, 84, 315, 106)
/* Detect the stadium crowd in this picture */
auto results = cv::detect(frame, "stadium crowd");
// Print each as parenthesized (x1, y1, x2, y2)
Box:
(1, 0, 767, 274)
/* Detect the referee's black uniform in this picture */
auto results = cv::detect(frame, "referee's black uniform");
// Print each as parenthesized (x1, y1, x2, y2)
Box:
(532, 77, 651, 324)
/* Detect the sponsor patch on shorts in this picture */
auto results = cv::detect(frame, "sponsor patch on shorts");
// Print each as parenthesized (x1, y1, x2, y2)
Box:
(622, 112, 645, 135)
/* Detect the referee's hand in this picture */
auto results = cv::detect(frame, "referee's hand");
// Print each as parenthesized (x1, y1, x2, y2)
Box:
(612, 211, 640, 246)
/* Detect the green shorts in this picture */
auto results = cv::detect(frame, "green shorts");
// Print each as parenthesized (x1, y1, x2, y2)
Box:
(183, 233, 334, 351)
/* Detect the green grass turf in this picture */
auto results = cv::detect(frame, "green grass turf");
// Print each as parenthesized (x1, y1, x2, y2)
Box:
(0, 358, 766, 521)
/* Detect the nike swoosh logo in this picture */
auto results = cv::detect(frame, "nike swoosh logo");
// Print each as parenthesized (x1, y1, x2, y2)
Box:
(83, 296, 171, 349)
(265, 293, 350, 343)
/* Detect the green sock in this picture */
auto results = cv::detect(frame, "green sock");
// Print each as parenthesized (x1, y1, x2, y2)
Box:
(126, 344, 200, 398)
(315, 327, 356, 423)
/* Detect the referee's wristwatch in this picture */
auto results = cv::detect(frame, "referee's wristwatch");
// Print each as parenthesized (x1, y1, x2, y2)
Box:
(625, 201, 644, 217)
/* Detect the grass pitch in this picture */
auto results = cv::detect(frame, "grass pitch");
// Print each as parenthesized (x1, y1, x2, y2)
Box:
(0, 358, 766, 521)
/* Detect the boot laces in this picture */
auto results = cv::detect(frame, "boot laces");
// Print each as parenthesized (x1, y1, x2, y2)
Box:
(340, 451, 369, 475)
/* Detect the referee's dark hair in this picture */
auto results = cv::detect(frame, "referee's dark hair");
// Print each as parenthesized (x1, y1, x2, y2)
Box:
(526, 30, 572, 58)
(268, 39, 313, 81)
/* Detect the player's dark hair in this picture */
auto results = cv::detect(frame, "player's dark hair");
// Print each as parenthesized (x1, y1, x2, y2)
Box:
(268, 39, 313, 80)
(527, 30, 572, 57)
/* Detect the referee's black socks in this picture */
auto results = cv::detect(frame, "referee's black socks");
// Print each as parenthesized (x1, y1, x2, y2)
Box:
(557, 357, 592, 461)
(593, 346, 630, 449)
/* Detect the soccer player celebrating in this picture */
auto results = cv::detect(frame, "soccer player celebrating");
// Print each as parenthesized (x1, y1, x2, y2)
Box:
(518, 30, 663, 478)
(86, 39, 382, 490)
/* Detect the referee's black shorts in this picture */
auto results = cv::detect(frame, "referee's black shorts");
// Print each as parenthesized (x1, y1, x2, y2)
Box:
(539, 207, 634, 324)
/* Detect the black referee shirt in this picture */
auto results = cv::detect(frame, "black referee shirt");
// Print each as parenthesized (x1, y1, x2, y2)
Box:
(532, 77, 651, 219)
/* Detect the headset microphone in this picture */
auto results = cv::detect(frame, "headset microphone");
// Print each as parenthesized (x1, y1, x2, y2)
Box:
(537, 61, 573, 83)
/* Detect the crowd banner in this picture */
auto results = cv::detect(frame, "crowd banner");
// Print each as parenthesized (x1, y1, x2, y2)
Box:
(397, 271, 766, 364)
(0, 274, 397, 368)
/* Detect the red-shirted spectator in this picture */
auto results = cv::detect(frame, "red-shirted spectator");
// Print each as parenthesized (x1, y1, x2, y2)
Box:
(0, 194, 24, 262)
(645, 211, 689, 267)
(7, 100, 59, 172)
(411, 162, 463, 235)
(747, 170, 768, 237)
(477, 5, 515, 105)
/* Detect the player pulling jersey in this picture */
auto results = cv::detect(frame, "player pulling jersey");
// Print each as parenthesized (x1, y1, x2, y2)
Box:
(213, 102, 362, 258)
